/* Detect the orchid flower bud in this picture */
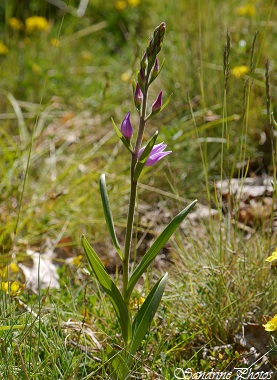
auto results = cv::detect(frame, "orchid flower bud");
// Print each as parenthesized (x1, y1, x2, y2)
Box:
(134, 82, 143, 108)
(146, 38, 154, 58)
(121, 112, 133, 140)
(153, 58, 159, 74)
(139, 68, 146, 84)
(153, 22, 166, 55)
(138, 68, 146, 92)
(146, 23, 166, 70)
(138, 142, 171, 166)
(150, 58, 159, 82)
(151, 91, 163, 113)
(140, 52, 147, 70)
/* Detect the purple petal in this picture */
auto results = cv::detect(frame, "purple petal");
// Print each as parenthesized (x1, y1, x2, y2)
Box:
(150, 142, 166, 154)
(138, 142, 171, 166)
(145, 150, 171, 166)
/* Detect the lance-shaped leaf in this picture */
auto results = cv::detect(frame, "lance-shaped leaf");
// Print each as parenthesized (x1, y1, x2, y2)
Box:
(145, 94, 172, 121)
(126, 200, 197, 300)
(82, 235, 132, 344)
(129, 273, 168, 357)
(133, 131, 158, 181)
(100, 174, 123, 260)
(111, 117, 133, 153)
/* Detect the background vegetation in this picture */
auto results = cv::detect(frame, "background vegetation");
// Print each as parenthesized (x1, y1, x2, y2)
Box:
(0, 0, 277, 378)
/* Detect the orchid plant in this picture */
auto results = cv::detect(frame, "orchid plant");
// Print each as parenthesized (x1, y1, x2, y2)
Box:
(82, 23, 197, 379)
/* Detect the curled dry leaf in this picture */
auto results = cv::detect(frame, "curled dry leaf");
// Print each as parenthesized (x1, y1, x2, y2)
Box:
(19, 249, 60, 293)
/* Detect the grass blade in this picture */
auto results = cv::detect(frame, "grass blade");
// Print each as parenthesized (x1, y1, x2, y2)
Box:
(7, 93, 29, 145)
(0, 325, 26, 331)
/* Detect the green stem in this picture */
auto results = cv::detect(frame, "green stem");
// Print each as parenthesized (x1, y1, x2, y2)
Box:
(122, 84, 149, 304)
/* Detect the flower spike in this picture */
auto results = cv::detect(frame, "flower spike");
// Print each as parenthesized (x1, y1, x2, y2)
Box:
(146, 22, 166, 69)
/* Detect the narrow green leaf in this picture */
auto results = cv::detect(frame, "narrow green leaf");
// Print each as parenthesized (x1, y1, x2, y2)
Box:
(82, 235, 132, 344)
(111, 117, 133, 153)
(129, 273, 167, 356)
(107, 344, 129, 380)
(7, 93, 29, 145)
(100, 174, 123, 260)
(0, 325, 26, 331)
(133, 131, 158, 181)
(145, 94, 173, 121)
(126, 200, 197, 300)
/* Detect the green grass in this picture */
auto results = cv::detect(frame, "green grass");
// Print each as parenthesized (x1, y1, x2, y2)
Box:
(1, 0, 277, 378)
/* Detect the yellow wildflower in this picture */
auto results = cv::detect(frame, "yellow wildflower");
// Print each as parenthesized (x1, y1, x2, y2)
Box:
(266, 248, 277, 262)
(50, 38, 60, 47)
(10, 281, 24, 297)
(127, 0, 140, 5)
(0, 266, 8, 278)
(81, 50, 92, 61)
(121, 70, 132, 82)
(32, 63, 42, 74)
(263, 314, 277, 332)
(130, 296, 145, 310)
(72, 255, 83, 267)
(115, 1, 127, 10)
(236, 3, 256, 17)
(1, 281, 24, 297)
(1, 282, 9, 293)
(231, 65, 249, 79)
(0, 41, 8, 55)
(10, 262, 19, 273)
(9, 17, 24, 31)
(25, 16, 50, 33)
(0, 262, 19, 278)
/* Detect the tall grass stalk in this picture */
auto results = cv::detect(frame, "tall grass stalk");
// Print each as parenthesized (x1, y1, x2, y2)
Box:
(219, 30, 230, 264)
